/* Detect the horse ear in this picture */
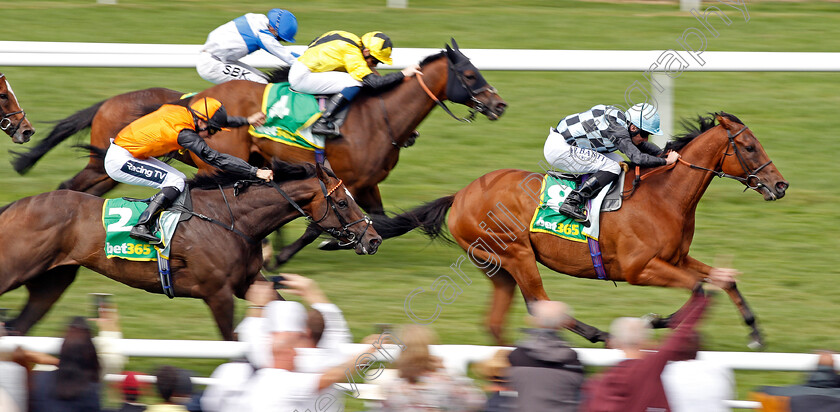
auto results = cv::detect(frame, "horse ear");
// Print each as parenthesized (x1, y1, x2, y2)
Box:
(445, 43, 454, 55)
(314, 162, 331, 184)
(450, 38, 460, 51)
(715, 113, 737, 132)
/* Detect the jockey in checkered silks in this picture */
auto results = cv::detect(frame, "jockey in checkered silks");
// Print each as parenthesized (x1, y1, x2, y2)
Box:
(544, 103, 680, 223)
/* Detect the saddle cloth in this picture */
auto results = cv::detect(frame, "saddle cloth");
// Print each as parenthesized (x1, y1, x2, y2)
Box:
(530, 170, 627, 241)
(249, 82, 324, 150)
(102, 190, 191, 261)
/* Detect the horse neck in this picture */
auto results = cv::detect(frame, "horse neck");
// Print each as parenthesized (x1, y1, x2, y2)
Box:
(193, 179, 318, 241)
(646, 126, 730, 213)
(356, 58, 446, 151)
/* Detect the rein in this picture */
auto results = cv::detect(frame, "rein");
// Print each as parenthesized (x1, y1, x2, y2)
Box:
(622, 126, 774, 199)
(0, 73, 27, 136)
(174, 177, 371, 247)
(416, 73, 474, 122)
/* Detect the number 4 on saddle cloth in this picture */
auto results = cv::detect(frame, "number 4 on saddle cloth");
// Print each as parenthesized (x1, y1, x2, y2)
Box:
(249, 82, 325, 152)
(102, 191, 192, 298)
(530, 170, 626, 280)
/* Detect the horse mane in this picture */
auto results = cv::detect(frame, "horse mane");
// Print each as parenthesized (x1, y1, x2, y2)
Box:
(664, 111, 745, 152)
(266, 68, 290, 83)
(419, 51, 446, 67)
(187, 160, 336, 190)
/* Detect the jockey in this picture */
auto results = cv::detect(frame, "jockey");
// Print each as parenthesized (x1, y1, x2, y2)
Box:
(197, 9, 299, 84)
(104, 97, 272, 244)
(544, 103, 680, 224)
(288, 30, 422, 137)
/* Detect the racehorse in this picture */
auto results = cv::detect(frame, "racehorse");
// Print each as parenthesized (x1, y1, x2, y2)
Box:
(1, 72, 35, 143)
(0, 160, 381, 340)
(371, 113, 789, 347)
(10, 40, 507, 265)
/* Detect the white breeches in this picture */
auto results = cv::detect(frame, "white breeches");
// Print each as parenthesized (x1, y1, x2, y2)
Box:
(288, 61, 362, 95)
(196, 52, 268, 84)
(104, 143, 186, 191)
(544, 129, 622, 175)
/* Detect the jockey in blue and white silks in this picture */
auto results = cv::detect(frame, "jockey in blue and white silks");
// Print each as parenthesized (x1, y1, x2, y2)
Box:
(543, 103, 680, 224)
(197, 9, 298, 84)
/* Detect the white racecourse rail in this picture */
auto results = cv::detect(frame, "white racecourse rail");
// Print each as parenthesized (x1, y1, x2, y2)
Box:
(2, 41, 840, 71)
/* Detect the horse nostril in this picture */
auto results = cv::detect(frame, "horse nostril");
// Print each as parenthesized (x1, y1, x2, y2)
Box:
(777, 181, 789, 192)
(22, 129, 34, 139)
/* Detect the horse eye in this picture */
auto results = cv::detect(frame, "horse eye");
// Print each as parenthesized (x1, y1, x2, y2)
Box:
(464, 73, 476, 80)
(338, 199, 348, 208)
(0, 94, 7, 100)
(745, 145, 755, 153)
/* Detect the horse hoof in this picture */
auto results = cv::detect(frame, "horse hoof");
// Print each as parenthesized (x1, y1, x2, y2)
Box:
(747, 338, 765, 351)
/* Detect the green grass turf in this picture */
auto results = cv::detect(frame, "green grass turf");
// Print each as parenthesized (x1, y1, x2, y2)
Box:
(2, 0, 839, 407)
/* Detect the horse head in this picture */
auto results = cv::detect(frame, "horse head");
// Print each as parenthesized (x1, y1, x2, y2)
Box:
(443, 39, 507, 120)
(0, 74, 35, 144)
(715, 113, 788, 200)
(309, 163, 382, 255)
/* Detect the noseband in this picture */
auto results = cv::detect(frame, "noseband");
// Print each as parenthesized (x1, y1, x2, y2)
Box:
(416, 56, 498, 123)
(263, 179, 371, 248)
(0, 74, 28, 137)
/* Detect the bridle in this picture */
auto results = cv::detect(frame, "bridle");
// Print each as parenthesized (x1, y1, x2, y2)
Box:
(277, 178, 372, 247)
(416, 54, 498, 123)
(0, 73, 28, 137)
(623, 125, 774, 198)
(177, 177, 371, 248)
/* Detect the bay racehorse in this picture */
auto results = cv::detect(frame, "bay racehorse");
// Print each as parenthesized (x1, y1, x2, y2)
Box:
(0, 161, 380, 340)
(371, 113, 788, 347)
(1, 72, 35, 143)
(10, 40, 507, 265)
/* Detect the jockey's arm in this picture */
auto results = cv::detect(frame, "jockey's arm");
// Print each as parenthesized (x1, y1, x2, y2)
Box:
(361, 71, 405, 91)
(257, 32, 298, 65)
(637, 140, 665, 157)
(178, 130, 258, 178)
(616, 138, 667, 167)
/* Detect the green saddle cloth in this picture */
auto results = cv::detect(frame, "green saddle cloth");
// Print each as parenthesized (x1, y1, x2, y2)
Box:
(250, 82, 323, 151)
(529, 174, 587, 243)
(102, 198, 180, 261)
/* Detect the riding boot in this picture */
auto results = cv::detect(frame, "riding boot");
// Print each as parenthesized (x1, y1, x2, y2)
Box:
(130, 186, 180, 245)
(558, 171, 618, 225)
(310, 93, 351, 137)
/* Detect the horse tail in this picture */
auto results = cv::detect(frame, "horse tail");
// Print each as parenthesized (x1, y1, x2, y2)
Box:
(10, 100, 106, 174)
(371, 195, 456, 242)
(76, 144, 108, 161)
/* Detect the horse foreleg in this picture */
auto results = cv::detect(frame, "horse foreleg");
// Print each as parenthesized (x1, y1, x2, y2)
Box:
(486, 269, 517, 345)
(271, 222, 323, 267)
(8, 266, 79, 335)
(681, 255, 763, 348)
(204, 286, 236, 341)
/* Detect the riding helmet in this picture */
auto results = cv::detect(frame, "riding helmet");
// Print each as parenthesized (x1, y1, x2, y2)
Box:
(361, 31, 394, 65)
(267, 9, 297, 43)
(625, 103, 662, 135)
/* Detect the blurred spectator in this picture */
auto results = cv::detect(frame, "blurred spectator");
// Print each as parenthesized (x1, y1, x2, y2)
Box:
(751, 350, 840, 412)
(473, 349, 516, 412)
(579, 284, 711, 412)
(508, 300, 583, 412)
(30, 316, 102, 412)
(114, 371, 147, 412)
(202, 274, 353, 412)
(1, 326, 28, 412)
(147, 366, 193, 412)
(805, 351, 840, 389)
(661, 332, 735, 412)
(235, 331, 384, 411)
(379, 324, 485, 412)
(90, 301, 128, 378)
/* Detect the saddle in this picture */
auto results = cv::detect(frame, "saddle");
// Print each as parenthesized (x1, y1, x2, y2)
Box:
(546, 167, 627, 213)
